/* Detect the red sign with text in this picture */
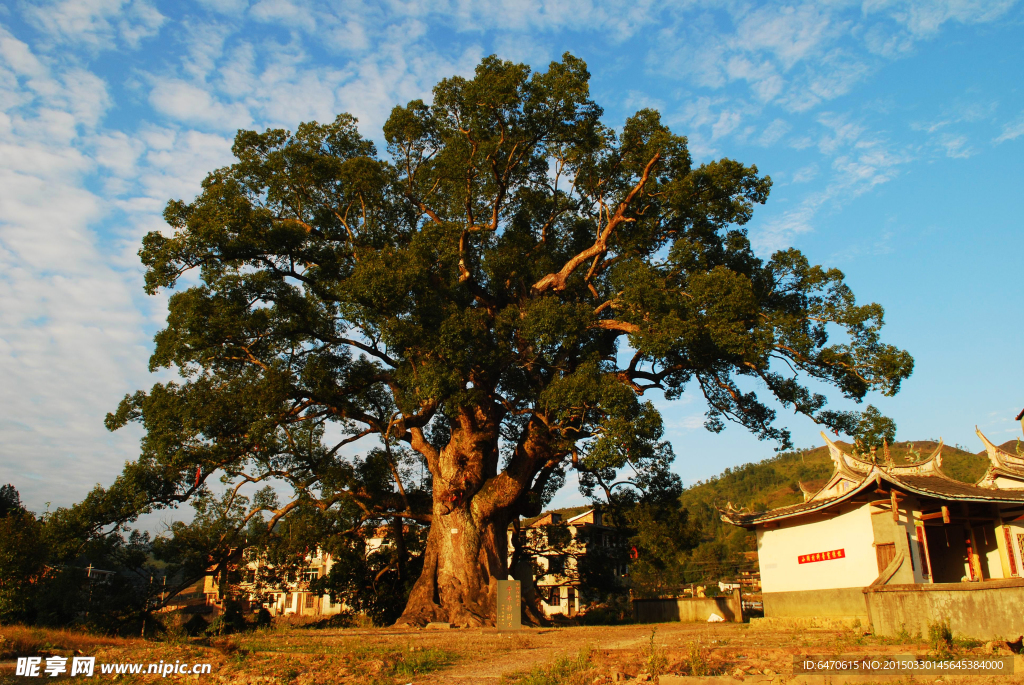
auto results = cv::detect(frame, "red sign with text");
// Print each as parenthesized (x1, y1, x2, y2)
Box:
(798, 548, 845, 564)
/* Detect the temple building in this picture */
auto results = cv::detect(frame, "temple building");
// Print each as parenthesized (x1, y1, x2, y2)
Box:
(722, 429, 1024, 625)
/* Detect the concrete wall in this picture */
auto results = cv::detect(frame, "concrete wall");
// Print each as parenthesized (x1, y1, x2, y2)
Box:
(633, 591, 742, 624)
(762, 587, 869, 621)
(757, 502, 877, 593)
(865, 579, 1024, 640)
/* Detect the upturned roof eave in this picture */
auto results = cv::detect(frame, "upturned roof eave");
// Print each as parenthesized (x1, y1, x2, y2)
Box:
(722, 470, 1024, 528)
(720, 475, 877, 528)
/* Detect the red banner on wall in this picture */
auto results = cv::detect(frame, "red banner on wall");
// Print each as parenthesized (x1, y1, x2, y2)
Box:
(798, 548, 845, 564)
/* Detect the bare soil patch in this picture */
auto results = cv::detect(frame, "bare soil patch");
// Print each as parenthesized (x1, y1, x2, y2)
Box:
(2, 621, 1022, 684)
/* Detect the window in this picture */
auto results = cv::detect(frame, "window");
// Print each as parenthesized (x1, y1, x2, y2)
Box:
(285, 593, 294, 609)
(305, 593, 316, 609)
(302, 570, 319, 583)
(245, 569, 256, 584)
(546, 555, 564, 575)
(547, 586, 561, 605)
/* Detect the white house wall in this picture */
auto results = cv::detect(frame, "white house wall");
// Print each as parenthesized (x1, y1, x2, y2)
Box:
(757, 503, 877, 593)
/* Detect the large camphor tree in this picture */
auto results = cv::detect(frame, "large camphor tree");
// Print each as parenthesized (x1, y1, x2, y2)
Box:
(105, 53, 912, 626)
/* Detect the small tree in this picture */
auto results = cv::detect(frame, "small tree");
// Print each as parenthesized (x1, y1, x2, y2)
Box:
(89, 53, 912, 626)
(852, 404, 897, 457)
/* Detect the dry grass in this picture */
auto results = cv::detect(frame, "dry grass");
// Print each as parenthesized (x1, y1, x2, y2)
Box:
(499, 647, 596, 685)
(0, 625, 138, 658)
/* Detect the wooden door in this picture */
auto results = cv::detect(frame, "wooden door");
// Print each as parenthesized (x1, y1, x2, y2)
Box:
(876, 543, 896, 574)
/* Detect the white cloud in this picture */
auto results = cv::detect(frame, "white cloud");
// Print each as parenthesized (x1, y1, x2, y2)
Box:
(731, 3, 838, 71)
(148, 78, 253, 130)
(752, 116, 913, 252)
(673, 96, 751, 143)
(179, 20, 234, 81)
(651, 0, 1014, 116)
(0, 129, 152, 512)
(994, 113, 1024, 143)
(816, 112, 866, 155)
(491, 32, 551, 68)
(0, 30, 47, 78)
(866, 0, 1018, 37)
(249, 0, 319, 33)
(196, 0, 250, 15)
(0, 28, 239, 513)
(936, 133, 974, 158)
(758, 118, 790, 146)
(791, 163, 818, 183)
(24, 0, 165, 50)
(674, 415, 706, 431)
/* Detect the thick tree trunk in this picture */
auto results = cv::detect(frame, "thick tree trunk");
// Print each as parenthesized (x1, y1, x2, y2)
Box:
(398, 493, 510, 626)
(397, 405, 524, 627)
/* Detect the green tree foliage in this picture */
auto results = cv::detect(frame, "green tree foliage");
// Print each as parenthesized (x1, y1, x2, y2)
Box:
(615, 500, 700, 598)
(82, 53, 911, 623)
(853, 404, 897, 455)
(0, 485, 160, 632)
(311, 520, 426, 626)
(0, 485, 46, 623)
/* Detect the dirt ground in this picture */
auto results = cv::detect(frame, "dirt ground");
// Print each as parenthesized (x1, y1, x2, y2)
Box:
(2, 620, 1022, 684)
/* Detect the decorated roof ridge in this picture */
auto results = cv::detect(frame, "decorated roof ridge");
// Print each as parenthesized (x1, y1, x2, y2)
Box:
(807, 432, 882, 505)
(883, 439, 951, 478)
(975, 427, 1024, 489)
(976, 427, 1024, 472)
(821, 432, 873, 478)
(819, 432, 951, 480)
(797, 480, 816, 502)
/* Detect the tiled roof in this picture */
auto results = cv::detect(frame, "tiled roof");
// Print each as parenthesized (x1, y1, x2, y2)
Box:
(722, 429, 1024, 528)
(889, 474, 1024, 502)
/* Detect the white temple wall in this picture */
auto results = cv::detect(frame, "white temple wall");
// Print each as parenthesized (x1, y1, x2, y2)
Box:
(756, 503, 877, 594)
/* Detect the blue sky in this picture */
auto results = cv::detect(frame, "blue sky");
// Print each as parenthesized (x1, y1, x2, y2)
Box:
(1, 0, 1023, 519)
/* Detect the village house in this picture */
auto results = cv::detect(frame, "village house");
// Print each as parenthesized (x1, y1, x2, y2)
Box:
(201, 512, 626, 621)
(509, 508, 627, 617)
(722, 428, 1024, 638)
(202, 527, 396, 618)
